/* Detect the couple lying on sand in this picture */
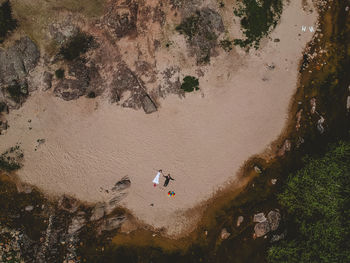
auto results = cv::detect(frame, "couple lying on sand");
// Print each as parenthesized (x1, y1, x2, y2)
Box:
(153, 170, 175, 187)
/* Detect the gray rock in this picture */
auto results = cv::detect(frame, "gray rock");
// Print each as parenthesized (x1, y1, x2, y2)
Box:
(253, 212, 267, 223)
(236, 216, 244, 227)
(317, 116, 325, 134)
(254, 221, 270, 237)
(271, 179, 277, 185)
(220, 228, 231, 240)
(267, 210, 281, 231)
(0, 37, 39, 86)
(25, 205, 34, 212)
(270, 231, 286, 243)
(347, 96, 350, 111)
(99, 215, 126, 232)
(90, 202, 105, 221)
(68, 214, 86, 234)
(111, 176, 131, 192)
(141, 94, 157, 114)
(42, 72, 53, 91)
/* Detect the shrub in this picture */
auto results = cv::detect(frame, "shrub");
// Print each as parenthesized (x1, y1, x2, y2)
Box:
(220, 39, 233, 52)
(6, 81, 28, 103)
(181, 76, 199, 92)
(0, 0, 17, 43)
(234, 0, 284, 49)
(59, 31, 94, 61)
(55, 68, 65, 79)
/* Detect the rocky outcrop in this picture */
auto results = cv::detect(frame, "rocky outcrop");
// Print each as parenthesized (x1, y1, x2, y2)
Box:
(0, 37, 39, 108)
(54, 59, 100, 101)
(104, 1, 138, 38)
(42, 72, 53, 91)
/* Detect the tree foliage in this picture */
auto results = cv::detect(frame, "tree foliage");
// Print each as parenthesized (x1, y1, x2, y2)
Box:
(268, 142, 350, 263)
(233, 0, 284, 49)
(0, 0, 17, 43)
(181, 76, 199, 92)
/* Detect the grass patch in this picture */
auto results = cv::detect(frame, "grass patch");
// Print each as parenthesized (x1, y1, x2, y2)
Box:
(233, 0, 284, 49)
(181, 76, 199, 92)
(55, 68, 65, 79)
(0, 0, 17, 43)
(59, 31, 94, 61)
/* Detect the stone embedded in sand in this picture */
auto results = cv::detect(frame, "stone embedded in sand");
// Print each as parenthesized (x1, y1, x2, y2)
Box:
(236, 216, 244, 227)
(267, 210, 281, 231)
(347, 96, 350, 111)
(254, 221, 270, 237)
(310, 97, 316, 114)
(220, 228, 231, 240)
(25, 205, 34, 212)
(141, 95, 157, 114)
(253, 212, 267, 223)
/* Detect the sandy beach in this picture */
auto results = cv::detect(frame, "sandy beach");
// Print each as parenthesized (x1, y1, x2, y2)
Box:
(0, 0, 317, 236)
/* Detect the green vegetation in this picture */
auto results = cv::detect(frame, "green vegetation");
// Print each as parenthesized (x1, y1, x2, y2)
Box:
(59, 31, 94, 61)
(233, 0, 284, 49)
(220, 38, 233, 52)
(181, 76, 199, 92)
(268, 141, 350, 263)
(6, 81, 28, 103)
(0, 0, 17, 43)
(55, 68, 65, 79)
(175, 12, 201, 40)
(0, 145, 22, 172)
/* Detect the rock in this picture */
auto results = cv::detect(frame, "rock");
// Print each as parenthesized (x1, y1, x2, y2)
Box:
(42, 72, 53, 91)
(0, 102, 9, 114)
(270, 231, 286, 243)
(271, 179, 277, 185)
(141, 94, 157, 114)
(317, 116, 325, 134)
(68, 214, 86, 234)
(58, 195, 79, 213)
(90, 202, 106, 221)
(267, 210, 281, 231)
(310, 97, 316, 114)
(346, 96, 350, 111)
(25, 205, 34, 212)
(99, 215, 126, 232)
(274, 38, 280, 42)
(253, 212, 267, 223)
(0, 37, 39, 86)
(254, 221, 270, 237)
(277, 139, 291, 157)
(111, 176, 131, 192)
(220, 228, 231, 240)
(236, 216, 244, 227)
(296, 109, 303, 131)
(254, 165, 262, 174)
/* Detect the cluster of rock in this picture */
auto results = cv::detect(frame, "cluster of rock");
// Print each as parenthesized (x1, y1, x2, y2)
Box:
(253, 210, 281, 238)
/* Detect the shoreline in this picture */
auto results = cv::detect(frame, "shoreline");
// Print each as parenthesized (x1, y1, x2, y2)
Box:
(0, 0, 318, 239)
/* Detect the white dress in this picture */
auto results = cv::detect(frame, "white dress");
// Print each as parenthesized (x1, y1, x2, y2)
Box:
(152, 172, 161, 184)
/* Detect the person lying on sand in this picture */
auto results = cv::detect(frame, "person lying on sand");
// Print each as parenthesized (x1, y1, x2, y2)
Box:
(163, 174, 174, 187)
(153, 169, 163, 187)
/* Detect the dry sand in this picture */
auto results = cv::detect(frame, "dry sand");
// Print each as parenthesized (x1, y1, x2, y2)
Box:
(0, 0, 317, 236)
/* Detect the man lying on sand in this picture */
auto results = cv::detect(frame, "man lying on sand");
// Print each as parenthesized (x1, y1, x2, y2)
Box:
(163, 174, 175, 187)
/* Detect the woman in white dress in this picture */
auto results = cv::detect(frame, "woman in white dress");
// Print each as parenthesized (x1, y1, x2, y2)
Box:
(153, 169, 163, 187)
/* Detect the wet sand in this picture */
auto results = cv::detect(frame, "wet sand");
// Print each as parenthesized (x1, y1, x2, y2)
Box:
(0, 0, 317, 236)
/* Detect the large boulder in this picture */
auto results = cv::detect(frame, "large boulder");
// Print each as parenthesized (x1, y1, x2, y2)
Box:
(141, 94, 157, 114)
(267, 210, 281, 231)
(253, 212, 267, 223)
(0, 37, 39, 86)
(254, 221, 270, 238)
